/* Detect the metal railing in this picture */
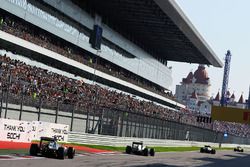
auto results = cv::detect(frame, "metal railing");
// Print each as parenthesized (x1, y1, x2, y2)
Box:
(1, 88, 250, 145)
(68, 131, 250, 148)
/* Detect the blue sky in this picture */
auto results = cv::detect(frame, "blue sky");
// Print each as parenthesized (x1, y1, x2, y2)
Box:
(169, 0, 250, 100)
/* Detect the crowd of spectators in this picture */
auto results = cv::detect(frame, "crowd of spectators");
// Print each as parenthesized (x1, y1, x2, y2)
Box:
(0, 11, 250, 138)
(0, 11, 175, 101)
(0, 53, 250, 138)
(213, 121, 250, 138)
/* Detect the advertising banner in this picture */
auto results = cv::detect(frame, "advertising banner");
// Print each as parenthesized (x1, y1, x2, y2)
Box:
(33, 121, 69, 142)
(212, 106, 250, 124)
(0, 118, 69, 143)
(0, 118, 32, 142)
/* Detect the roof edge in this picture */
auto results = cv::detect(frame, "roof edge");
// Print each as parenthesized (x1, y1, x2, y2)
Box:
(153, 0, 223, 68)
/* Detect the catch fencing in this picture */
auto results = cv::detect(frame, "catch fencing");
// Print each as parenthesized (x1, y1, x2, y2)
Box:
(1, 90, 250, 145)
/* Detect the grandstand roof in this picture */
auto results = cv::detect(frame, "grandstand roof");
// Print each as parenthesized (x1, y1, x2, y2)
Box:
(73, 0, 223, 67)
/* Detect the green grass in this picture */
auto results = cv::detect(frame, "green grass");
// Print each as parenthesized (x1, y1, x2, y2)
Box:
(70, 143, 125, 152)
(68, 143, 234, 152)
(76, 145, 200, 152)
(81, 145, 234, 152)
(153, 147, 200, 152)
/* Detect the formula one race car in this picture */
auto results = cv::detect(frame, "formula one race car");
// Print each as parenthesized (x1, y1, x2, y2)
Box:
(126, 141, 155, 156)
(234, 146, 244, 152)
(29, 137, 75, 159)
(200, 145, 216, 154)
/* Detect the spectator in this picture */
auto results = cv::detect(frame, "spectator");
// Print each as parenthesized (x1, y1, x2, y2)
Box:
(0, 11, 250, 138)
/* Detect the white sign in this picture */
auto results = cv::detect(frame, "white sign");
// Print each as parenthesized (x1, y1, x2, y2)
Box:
(0, 118, 69, 143)
(33, 121, 69, 142)
(0, 118, 32, 142)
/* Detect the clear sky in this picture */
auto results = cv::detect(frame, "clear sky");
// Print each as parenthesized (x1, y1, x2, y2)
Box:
(168, 0, 250, 100)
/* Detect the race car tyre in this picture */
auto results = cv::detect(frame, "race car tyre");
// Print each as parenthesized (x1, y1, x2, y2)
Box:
(211, 149, 216, 154)
(126, 146, 132, 154)
(30, 143, 39, 156)
(234, 149, 236, 152)
(143, 148, 149, 156)
(57, 147, 65, 160)
(241, 150, 244, 152)
(149, 148, 155, 156)
(200, 148, 204, 153)
(67, 147, 75, 159)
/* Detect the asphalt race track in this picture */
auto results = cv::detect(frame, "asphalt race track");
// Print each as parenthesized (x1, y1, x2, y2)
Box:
(1, 150, 250, 167)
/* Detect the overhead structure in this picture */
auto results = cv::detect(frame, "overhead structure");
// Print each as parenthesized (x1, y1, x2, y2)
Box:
(71, 0, 223, 67)
(0, 0, 224, 112)
(220, 50, 232, 106)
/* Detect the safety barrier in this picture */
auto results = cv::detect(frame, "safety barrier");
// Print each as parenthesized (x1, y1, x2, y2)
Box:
(68, 131, 250, 149)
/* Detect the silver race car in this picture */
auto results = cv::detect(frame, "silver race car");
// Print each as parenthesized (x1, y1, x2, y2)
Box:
(29, 137, 75, 159)
(200, 145, 216, 154)
(126, 141, 155, 156)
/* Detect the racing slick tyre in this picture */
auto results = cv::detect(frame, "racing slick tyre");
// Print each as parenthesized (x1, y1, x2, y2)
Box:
(143, 148, 149, 156)
(126, 146, 132, 154)
(211, 149, 216, 154)
(67, 147, 75, 159)
(30, 143, 39, 156)
(57, 147, 65, 160)
(234, 148, 236, 152)
(149, 148, 155, 156)
(200, 148, 204, 153)
(241, 150, 244, 152)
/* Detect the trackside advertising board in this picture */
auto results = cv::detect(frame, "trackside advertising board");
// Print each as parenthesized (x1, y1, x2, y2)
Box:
(0, 118, 69, 143)
(34, 121, 69, 142)
(0, 119, 32, 142)
(212, 106, 250, 124)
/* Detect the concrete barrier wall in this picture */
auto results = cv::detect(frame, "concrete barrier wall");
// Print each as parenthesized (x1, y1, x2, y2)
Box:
(68, 131, 250, 149)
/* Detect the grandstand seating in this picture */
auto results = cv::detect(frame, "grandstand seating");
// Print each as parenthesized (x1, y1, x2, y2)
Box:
(0, 10, 250, 138)
(0, 53, 250, 138)
(0, 10, 175, 101)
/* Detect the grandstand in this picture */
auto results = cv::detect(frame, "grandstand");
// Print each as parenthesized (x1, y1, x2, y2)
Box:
(0, 0, 223, 109)
(2, 0, 249, 144)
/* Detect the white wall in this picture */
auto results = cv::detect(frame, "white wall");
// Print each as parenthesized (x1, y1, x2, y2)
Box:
(69, 131, 250, 148)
